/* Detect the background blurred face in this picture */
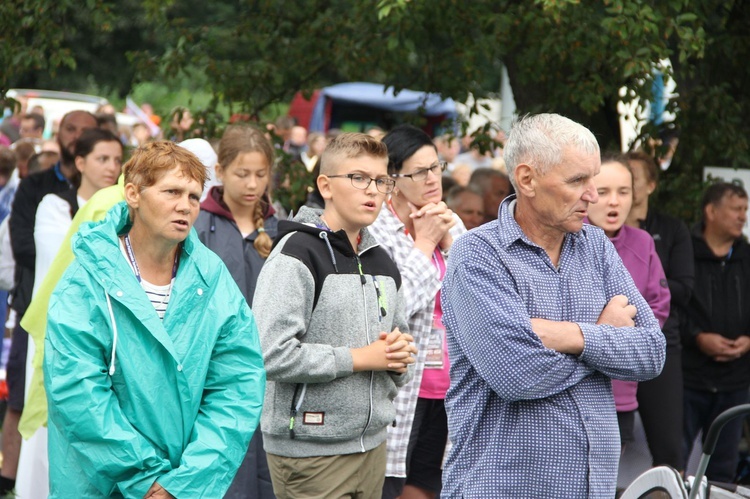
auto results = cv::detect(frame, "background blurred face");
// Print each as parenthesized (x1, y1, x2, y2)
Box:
(394, 145, 442, 208)
(629, 159, 655, 206)
(58, 112, 98, 162)
(76, 140, 123, 193)
(587, 161, 633, 237)
(451, 164, 472, 186)
(173, 110, 194, 132)
(20, 118, 42, 139)
(310, 135, 326, 157)
(132, 124, 151, 146)
(707, 193, 748, 240)
(217, 151, 270, 210)
(290, 126, 307, 147)
(436, 137, 460, 163)
(484, 175, 512, 221)
(451, 191, 485, 230)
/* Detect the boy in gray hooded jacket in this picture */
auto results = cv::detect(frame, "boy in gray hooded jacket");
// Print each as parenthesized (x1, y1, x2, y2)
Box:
(252, 133, 415, 498)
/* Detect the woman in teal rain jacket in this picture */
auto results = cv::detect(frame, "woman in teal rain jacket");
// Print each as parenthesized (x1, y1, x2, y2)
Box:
(43, 141, 266, 498)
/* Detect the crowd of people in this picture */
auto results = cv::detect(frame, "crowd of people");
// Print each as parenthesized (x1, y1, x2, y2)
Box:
(0, 100, 747, 499)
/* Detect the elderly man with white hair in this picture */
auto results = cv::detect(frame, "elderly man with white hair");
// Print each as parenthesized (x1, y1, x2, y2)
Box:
(440, 113, 666, 498)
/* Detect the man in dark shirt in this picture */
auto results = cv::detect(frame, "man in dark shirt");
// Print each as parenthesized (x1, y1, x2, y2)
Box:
(682, 182, 750, 483)
(0, 110, 98, 495)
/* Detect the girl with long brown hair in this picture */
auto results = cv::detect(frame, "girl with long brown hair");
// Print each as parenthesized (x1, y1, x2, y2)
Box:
(194, 124, 277, 498)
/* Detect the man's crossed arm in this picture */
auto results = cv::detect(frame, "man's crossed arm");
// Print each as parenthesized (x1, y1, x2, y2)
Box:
(530, 295, 637, 354)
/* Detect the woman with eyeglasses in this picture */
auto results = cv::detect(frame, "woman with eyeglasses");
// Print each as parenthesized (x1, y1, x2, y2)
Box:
(370, 124, 466, 499)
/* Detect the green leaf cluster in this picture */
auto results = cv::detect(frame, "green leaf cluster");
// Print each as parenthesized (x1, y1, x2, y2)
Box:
(2, 0, 748, 221)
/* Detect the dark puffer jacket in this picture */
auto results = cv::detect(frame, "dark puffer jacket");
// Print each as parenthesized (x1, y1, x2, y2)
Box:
(639, 209, 694, 348)
(681, 224, 750, 392)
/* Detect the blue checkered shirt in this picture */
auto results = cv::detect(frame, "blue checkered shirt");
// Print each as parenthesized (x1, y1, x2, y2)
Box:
(441, 198, 666, 498)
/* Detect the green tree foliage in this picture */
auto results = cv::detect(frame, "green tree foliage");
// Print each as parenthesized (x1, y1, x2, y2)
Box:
(31, 0, 157, 97)
(0, 0, 80, 97)
(2, 1, 748, 219)
(2, 0, 161, 98)
(140, 0, 723, 156)
(374, 0, 748, 221)
(667, 1, 749, 169)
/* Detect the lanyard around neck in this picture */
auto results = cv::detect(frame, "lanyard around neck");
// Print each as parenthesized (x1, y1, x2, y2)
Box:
(123, 234, 180, 283)
(386, 197, 407, 235)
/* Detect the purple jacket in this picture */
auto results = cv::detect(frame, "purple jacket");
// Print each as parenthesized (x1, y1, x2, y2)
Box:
(608, 224, 671, 411)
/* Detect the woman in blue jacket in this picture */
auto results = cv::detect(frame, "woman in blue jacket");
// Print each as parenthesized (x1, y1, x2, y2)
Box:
(44, 141, 266, 498)
(194, 124, 278, 497)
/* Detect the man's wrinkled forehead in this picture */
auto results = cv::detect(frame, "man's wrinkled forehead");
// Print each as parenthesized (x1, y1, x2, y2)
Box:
(535, 146, 600, 177)
(717, 191, 749, 208)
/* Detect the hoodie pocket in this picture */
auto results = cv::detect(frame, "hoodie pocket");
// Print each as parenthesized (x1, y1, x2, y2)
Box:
(264, 373, 387, 442)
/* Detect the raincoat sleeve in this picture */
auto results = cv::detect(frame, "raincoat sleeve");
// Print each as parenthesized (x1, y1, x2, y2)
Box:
(44, 266, 173, 497)
(156, 269, 266, 497)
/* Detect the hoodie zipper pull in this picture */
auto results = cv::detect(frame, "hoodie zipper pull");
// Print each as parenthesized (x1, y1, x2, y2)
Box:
(355, 255, 366, 285)
(372, 276, 387, 320)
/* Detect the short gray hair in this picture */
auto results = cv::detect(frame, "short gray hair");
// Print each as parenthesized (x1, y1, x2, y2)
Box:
(503, 113, 600, 190)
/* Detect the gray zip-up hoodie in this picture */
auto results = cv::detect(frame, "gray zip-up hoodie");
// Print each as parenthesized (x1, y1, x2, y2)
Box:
(253, 207, 411, 458)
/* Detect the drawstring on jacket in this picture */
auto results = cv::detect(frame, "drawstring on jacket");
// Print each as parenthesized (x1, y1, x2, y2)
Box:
(319, 231, 338, 272)
(105, 293, 119, 375)
(209, 212, 216, 233)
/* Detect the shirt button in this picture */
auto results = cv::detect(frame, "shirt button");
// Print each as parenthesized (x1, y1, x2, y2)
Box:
(116, 291, 123, 297)
(197, 288, 203, 296)
(177, 364, 183, 372)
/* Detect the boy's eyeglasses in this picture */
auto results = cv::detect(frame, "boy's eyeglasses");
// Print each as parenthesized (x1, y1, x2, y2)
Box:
(390, 161, 447, 182)
(327, 173, 396, 194)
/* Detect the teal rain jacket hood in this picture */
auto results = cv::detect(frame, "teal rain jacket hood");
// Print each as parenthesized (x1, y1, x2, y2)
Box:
(44, 201, 266, 498)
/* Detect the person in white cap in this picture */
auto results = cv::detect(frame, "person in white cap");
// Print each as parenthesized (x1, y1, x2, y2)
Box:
(178, 137, 220, 200)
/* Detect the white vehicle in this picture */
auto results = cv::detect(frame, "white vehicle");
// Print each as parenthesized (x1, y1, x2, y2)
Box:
(4, 89, 139, 138)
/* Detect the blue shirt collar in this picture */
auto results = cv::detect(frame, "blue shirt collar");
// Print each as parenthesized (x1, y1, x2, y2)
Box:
(496, 194, 589, 250)
(53, 161, 67, 182)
